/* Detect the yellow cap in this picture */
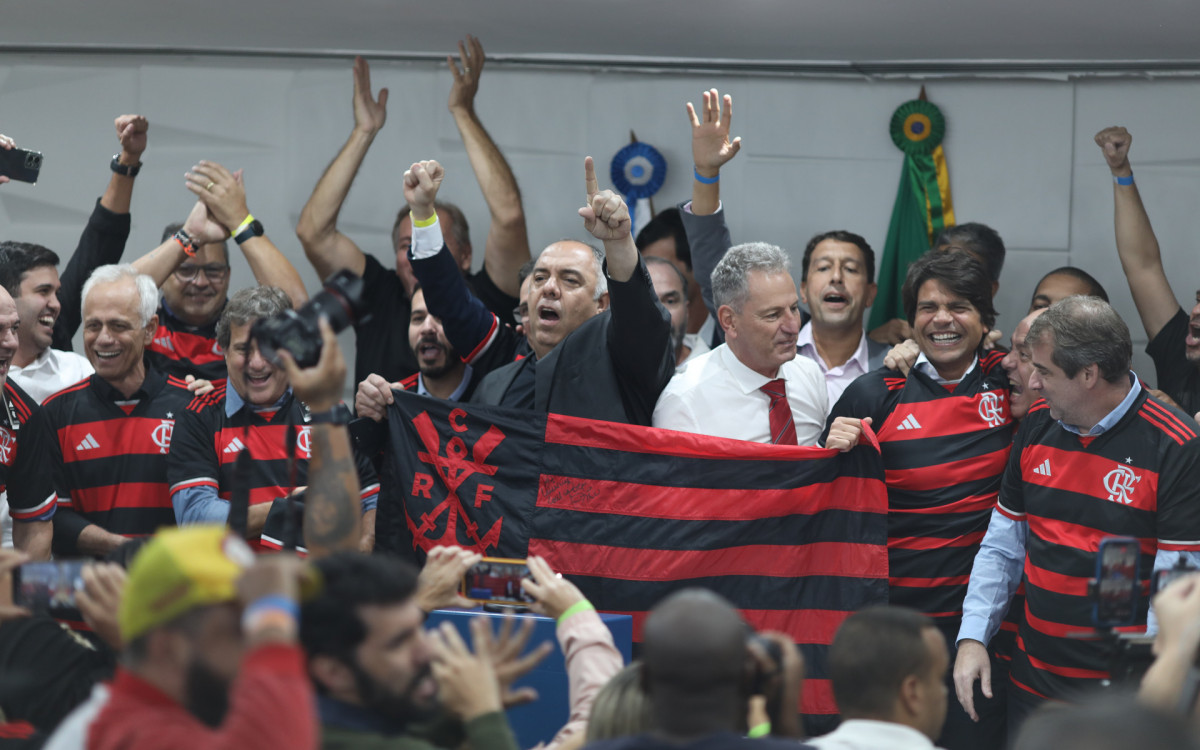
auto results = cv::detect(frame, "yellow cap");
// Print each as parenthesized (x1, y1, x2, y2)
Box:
(119, 526, 255, 642)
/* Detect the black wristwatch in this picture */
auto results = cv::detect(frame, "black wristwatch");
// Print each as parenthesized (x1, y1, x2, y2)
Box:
(233, 219, 265, 245)
(308, 403, 351, 425)
(110, 154, 141, 177)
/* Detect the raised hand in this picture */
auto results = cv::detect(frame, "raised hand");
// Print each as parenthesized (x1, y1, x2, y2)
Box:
(1094, 126, 1132, 175)
(182, 198, 231, 246)
(115, 114, 149, 161)
(0, 134, 13, 185)
(352, 57, 388, 136)
(687, 88, 742, 178)
(185, 161, 250, 232)
(403, 160, 445, 216)
(430, 619, 504, 720)
(447, 35, 484, 114)
(578, 156, 630, 242)
(416, 545, 482, 611)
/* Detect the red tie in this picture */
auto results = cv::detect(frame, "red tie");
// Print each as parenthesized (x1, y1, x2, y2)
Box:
(760, 379, 798, 446)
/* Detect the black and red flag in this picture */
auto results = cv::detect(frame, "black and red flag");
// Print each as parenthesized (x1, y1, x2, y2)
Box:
(385, 392, 888, 720)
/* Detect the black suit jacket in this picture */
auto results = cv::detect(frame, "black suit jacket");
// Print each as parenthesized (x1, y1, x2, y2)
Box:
(471, 258, 674, 426)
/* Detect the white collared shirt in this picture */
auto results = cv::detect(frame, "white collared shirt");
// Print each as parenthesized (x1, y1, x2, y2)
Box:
(678, 333, 711, 372)
(797, 322, 872, 406)
(10, 347, 93, 404)
(652, 343, 828, 445)
(806, 719, 943, 750)
(913, 352, 978, 386)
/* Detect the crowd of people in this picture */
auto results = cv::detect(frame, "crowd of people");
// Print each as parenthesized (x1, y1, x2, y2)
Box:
(1, 35, 1200, 750)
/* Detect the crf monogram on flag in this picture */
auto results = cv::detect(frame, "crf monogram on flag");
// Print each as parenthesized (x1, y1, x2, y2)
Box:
(386, 392, 889, 719)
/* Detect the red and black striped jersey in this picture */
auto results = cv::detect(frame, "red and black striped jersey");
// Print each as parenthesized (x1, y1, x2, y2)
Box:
(999, 389, 1200, 700)
(36, 369, 193, 554)
(167, 383, 380, 550)
(826, 354, 1015, 625)
(144, 301, 227, 383)
(1, 380, 56, 522)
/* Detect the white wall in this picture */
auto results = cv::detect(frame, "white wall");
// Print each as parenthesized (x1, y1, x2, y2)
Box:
(1, 54, 1194, 383)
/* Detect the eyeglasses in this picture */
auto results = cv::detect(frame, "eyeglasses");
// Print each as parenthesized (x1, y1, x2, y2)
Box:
(174, 264, 230, 282)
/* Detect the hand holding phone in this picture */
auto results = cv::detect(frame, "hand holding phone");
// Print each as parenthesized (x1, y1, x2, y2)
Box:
(12, 559, 87, 617)
(461, 557, 534, 606)
(0, 138, 43, 184)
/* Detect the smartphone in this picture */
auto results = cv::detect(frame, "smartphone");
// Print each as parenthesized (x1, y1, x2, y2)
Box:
(461, 557, 533, 606)
(12, 560, 86, 616)
(1092, 537, 1140, 627)
(0, 147, 43, 184)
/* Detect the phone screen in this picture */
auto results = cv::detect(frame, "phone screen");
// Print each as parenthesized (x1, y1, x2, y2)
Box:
(1093, 537, 1140, 627)
(461, 557, 533, 605)
(13, 560, 87, 616)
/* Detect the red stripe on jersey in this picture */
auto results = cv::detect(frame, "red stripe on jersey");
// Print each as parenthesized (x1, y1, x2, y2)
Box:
(400, 374, 420, 391)
(465, 314, 500, 363)
(887, 531, 985, 550)
(56, 417, 178, 460)
(1020, 445, 1159, 512)
(877, 389, 1012, 441)
(214, 425, 313, 466)
(1025, 563, 1089, 597)
(148, 325, 224, 365)
(1022, 604, 1103, 640)
(890, 492, 996, 516)
(169, 478, 218, 495)
(4, 383, 32, 420)
(1138, 405, 1189, 446)
(1027, 399, 1049, 415)
(42, 379, 91, 405)
(60, 482, 172, 513)
(1028, 514, 1156, 556)
(10, 492, 56, 519)
(885, 446, 1010, 492)
(1018, 643, 1108, 679)
(217, 486, 286, 507)
(1009, 675, 1053, 701)
(534, 475, 883, 520)
(532, 539, 888, 580)
(1142, 399, 1198, 440)
(889, 575, 971, 587)
(996, 502, 1025, 521)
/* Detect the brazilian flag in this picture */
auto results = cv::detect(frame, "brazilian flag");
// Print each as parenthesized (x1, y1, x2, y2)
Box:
(868, 94, 956, 329)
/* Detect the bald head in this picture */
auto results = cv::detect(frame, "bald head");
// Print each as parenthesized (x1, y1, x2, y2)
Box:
(643, 589, 746, 692)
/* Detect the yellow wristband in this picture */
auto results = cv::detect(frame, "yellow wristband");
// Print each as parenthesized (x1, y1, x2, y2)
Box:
(556, 599, 595, 625)
(233, 214, 255, 236)
(412, 213, 439, 228)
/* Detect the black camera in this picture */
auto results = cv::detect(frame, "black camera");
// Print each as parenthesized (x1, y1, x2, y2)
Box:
(250, 269, 367, 368)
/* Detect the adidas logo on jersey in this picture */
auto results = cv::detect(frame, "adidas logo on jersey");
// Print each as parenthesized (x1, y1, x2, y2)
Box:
(223, 437, 246, 454)
(1033, 459, 1052, 477)
(154, 336, 175, 352)
(75, 433, 100, 451)
(896, 415, 922, 430)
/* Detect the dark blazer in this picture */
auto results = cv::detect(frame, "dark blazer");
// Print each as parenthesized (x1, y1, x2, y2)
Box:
(471, 258, 675, 426)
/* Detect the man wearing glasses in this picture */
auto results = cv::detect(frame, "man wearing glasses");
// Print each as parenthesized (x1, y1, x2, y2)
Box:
(135, 160, 308, 383)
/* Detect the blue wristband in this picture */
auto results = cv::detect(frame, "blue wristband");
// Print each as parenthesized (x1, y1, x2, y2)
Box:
(1114, 174, 1134, 186)
(244, 594, 299, 620)
(694, 169, 720, 185)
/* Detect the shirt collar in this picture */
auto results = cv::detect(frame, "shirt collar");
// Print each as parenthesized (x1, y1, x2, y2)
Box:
(416, 363, 473, 401)
(317, 695, 408, 736)
(717, 343, 776, 395)
(158, 297, 225, 332)
(90, 363, 167, 403)
(1059, 372, 1142, 436)
(796, 322, 871, 373)
(226, 383, 293, 418)
(914, 352, 978, 385)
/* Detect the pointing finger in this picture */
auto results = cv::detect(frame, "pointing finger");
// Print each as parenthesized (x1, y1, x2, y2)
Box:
(583, 156, 598, 199)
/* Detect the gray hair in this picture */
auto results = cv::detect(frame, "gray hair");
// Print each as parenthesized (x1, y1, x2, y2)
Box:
(1025, 295, 1131, 384)
(711, 242, 790, 312)
(216, 286, 293, 351)
(82, 264, 159, 326)
(536, 240, 608, 300)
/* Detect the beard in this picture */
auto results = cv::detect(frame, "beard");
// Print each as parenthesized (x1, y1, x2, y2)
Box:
(348, 659, 439, 725)
(184, 657, 232, 728)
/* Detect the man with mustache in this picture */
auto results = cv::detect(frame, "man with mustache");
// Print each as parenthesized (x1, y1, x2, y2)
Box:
(1095, 126, 1200, 421)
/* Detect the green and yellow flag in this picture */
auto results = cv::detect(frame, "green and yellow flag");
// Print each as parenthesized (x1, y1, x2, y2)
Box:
(868, 90, 955, 329)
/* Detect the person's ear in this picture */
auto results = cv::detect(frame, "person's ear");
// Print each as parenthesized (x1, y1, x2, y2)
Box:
(718, 305, 736, 337)
(309, 654, 357, 696)
(595, 291, 611, 314)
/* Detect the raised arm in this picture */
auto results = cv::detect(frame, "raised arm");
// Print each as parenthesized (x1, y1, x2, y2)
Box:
(53, 115, 144, 348)
(279, 318, 362, 558)
(186, 161, 309, 306)
(580, 156, 637, 282)
(295, 56, 387, 280)
(688, 89, 741, 217)
(447, 35, 530, 298)
(131, 200, 230, 285)
(1096, 126, 1179, 340)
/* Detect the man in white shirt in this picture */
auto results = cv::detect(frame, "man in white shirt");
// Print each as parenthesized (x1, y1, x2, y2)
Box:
(653, 242, 827, 444)
(808, 606, 949, 750)
(645, 256, 708, 371)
